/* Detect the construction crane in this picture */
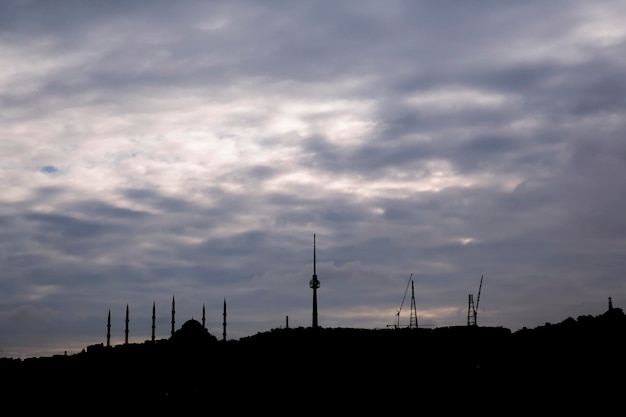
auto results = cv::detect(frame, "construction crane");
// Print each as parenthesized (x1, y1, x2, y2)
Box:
(467, 275, 483, 326)
(409, 279, 418, 329)
(388, 273, 413, 329)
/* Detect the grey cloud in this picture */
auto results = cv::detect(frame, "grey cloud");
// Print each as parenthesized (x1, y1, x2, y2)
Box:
(300, 131, 526, 179)
(0, 1, 573, 103)
(121, 188, 197, 213)
(568, 65, 626, 116)
(68, 200, 149, 220)
(218, 164, 284, 188)
(25, 212, 118, 239)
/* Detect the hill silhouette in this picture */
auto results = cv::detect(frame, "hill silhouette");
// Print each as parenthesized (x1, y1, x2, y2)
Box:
(1, 304, 625, 412)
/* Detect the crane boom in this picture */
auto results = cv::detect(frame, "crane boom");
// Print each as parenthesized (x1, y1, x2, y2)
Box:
(394, 273, 413, 328)
(475, 275, 483, 312)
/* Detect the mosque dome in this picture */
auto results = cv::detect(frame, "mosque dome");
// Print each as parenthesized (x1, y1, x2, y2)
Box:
(170, 318, 218, 346)
(181, 318, 204, 332)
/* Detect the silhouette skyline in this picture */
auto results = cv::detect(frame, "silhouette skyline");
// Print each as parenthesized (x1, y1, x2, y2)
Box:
(2, 298, 624, 412)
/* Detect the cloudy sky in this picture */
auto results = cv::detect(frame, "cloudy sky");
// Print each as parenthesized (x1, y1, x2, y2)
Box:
(2, 0, 626, 358)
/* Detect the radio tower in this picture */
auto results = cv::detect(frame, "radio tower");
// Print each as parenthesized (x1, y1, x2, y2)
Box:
(310, 234, 320, 329)
(409, 280, 418, 329)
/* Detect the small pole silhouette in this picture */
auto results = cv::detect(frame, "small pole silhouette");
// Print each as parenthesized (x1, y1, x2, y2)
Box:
(125, 304, 129, 344)
(106, 310, 111, 347)
(151, 301, 156, 342)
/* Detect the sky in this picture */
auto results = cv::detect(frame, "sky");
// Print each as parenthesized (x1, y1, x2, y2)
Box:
(2, 0, 626, 359)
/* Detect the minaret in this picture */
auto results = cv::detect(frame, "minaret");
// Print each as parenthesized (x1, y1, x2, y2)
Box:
(609, 297, 613, 311)
(124, 304, 129, 345)
(171, 296, 176, 337)
(222, 298, 227, 342)
(309, 234, 320, 329)
(202, 303, 206, 329)
(151, 301, 156, 342)
(106, 310, 111, 347)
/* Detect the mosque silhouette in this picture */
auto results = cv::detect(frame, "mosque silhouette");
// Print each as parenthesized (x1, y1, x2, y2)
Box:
(100, 296, 223, 351)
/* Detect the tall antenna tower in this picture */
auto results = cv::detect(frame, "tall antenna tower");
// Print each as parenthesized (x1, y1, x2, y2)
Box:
(467, 275, 483, 326)
(409, 280, 418, 329)
(309, 234, 320, 329)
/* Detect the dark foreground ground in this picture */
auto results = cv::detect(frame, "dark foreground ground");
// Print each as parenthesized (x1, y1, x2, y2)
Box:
(2, 308, 625, 413)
